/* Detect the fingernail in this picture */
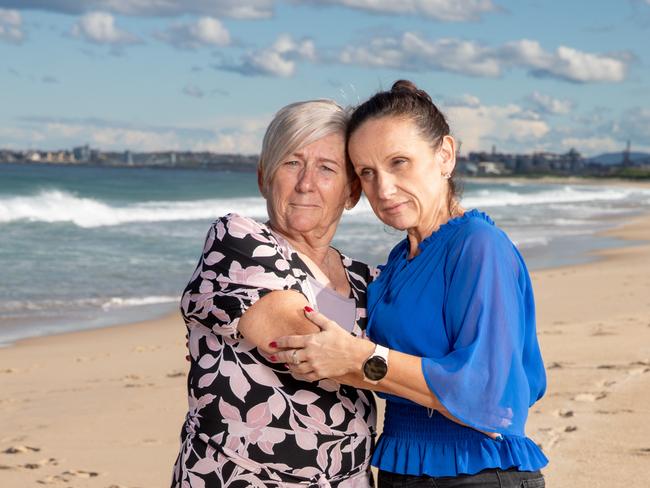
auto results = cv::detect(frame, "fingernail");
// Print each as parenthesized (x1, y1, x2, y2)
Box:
(185, 355, 190, 361)
(269, 341, 277, 348)
(304, 306, 314, 313)
(269, 355, 277, 361)
(284, 364, 290, 369)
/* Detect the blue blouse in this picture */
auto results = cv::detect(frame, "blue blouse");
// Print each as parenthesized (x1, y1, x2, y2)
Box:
(367, 210, 548, 476)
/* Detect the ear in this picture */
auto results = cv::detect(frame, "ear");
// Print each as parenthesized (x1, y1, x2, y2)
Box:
(257, 167, 266, 198)
(439, 135, 456, 176)
(346, 175, 362, 210)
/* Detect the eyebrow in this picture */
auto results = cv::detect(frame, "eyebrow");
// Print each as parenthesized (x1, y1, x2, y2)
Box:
(352, 151, 411, 167)
(383, 151, 411, 161)
(291, 151, 343, 166)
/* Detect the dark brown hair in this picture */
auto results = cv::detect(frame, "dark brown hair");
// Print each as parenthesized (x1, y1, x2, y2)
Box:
(347, 79, 460, 208)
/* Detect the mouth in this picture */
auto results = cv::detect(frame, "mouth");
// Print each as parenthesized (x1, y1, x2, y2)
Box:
(381, 201, 408, 214)
(289, 203, 320, 209)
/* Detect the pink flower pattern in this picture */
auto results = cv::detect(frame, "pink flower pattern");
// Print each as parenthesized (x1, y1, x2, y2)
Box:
(171, 214, 376, 487)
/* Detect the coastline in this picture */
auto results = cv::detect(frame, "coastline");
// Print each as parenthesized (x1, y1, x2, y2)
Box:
(465, 175, 650, 188)
(1, 213, 649, 487)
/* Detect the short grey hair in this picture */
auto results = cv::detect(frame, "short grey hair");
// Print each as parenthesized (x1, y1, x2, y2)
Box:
(258, 99, 350, 195)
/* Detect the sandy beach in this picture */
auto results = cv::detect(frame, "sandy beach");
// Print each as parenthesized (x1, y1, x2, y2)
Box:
(1, 213, 649, 488)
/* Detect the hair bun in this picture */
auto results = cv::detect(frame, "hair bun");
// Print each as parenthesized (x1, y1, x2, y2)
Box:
(390, 79, 432, 103)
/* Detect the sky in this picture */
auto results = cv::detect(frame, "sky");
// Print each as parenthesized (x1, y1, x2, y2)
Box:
(1, 0, 649, 157)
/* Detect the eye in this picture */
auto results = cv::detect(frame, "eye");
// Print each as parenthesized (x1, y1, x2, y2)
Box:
(358, 167, 375, 178)
(320, 164, 337, 173)
(392, 158, 408, 167)
(283, 160, 299, 167)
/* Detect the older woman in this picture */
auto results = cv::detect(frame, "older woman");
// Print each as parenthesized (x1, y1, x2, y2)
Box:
(273, 81, 548, 488)
(171, 100, 376, 487)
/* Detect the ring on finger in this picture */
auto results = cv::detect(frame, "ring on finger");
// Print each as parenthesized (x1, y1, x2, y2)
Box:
(291, 349, 300, 365)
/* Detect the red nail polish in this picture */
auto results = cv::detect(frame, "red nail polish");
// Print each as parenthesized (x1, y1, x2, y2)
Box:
(284, 364, 290, 369)
(304, 306, 314, 313)
(185, 355, 190, 361)
(269, 355, 277, 361)
(269, 341, 277, 348)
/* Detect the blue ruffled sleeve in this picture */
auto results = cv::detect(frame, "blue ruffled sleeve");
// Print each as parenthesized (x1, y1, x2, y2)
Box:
(421, 221, 546, 436)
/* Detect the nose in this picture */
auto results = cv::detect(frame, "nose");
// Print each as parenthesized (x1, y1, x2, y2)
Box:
(295, 165, 316, 193)
(376, 172, 396, 200)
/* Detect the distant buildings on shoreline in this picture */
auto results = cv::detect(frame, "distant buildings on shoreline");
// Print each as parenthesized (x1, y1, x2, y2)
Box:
(1, 143, 649, 179)
(0, 145, 258, 172)
(457, 142, 650, 179)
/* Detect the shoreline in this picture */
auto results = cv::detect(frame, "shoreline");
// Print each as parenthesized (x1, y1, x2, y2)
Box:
(465, 175, 650, 188)
(1, 214, 649, 487)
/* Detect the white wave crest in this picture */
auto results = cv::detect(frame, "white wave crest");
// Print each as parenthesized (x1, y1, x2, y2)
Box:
(0, 295, 178, 316)
(0, 190, 268, 228)
(100, 295, 178, 310)
(462, 186, 635, 208)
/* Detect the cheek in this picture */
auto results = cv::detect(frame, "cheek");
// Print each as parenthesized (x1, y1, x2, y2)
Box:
(320, 176, 347, 197)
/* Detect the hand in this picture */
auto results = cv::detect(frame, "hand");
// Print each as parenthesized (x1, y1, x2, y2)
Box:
(271, 307, 374, 381)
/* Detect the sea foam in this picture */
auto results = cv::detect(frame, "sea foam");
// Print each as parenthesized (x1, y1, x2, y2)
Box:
(0, 190, 268, 228)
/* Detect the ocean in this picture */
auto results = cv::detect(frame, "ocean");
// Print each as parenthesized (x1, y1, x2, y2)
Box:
(2, 162, 649, 344)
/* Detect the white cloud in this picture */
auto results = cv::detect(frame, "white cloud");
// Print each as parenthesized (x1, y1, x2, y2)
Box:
(502, 40, 628, 83)
(299, 0, 497, 21)
(157, 16, 230, 49)
(44, 122, 85, 138)
(0, 8, 23, 43)
(6, 114, 271, 154)
(526, 91, 574, 115)
(0, 1, 273, 20)
(341, 34, 501, 77)
(217, 34, 316, 77)
(0, 126, 46, 145)
(71, 11, 140, 45)
(340, 33, 630, 83)
(445, 102, 550, 153)
(91, 127, 180, 151)
(193, 132, 262, 154)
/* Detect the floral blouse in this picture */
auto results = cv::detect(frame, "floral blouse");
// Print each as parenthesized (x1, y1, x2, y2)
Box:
(171, 214, 377, 487)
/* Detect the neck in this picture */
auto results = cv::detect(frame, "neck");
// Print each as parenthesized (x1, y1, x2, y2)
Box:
(406, 200, 463, 258)
(268, 222, 332, 266)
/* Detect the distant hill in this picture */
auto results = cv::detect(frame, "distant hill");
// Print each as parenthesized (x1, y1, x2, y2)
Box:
(587, 151, 650, 165)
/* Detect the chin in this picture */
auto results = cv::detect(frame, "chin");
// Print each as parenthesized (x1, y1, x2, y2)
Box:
(378, 213, 413, 231)
(287, 216, 322, 232)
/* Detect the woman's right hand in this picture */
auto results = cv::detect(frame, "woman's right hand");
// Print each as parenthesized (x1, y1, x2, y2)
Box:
(272, 307, 375, 381)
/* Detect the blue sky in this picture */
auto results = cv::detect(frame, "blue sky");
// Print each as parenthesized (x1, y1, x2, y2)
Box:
(1, 0, 649, 156)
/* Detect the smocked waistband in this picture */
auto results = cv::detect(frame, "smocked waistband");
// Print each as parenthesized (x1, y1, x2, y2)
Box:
(382, 402, 494, 441)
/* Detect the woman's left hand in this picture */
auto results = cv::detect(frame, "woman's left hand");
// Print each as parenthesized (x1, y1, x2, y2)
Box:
(271, 307, 374, 381)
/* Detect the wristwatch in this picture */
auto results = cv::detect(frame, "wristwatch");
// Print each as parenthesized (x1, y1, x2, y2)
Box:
(362, 344, 389, 384)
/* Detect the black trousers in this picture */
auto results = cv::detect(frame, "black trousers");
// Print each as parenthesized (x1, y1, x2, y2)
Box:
(377, 468, 544, 488)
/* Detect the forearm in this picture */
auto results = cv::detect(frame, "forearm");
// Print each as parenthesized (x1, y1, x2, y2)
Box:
(334, 343, 500, 436)
(334, 341, 445, 410)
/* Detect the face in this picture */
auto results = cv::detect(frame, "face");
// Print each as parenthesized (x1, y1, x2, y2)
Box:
(262, 132, 360, 238)
(348, 116, 455, 235)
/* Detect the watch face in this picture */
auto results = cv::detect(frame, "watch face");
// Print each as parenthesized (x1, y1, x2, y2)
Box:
(364, 356, 388, 381)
